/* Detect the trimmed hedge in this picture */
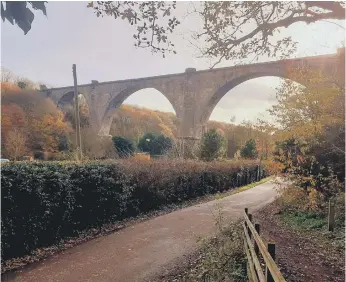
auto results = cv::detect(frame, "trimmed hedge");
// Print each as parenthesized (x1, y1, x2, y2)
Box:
(1, 160, 266, 261)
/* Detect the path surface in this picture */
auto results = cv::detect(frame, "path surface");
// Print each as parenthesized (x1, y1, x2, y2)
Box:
(3, 181, 279, 282)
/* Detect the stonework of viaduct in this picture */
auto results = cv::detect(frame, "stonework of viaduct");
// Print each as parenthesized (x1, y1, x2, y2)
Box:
(44, 49, 344, 140)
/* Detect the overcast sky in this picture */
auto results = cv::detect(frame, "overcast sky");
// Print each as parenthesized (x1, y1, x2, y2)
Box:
(1, 2, 345, 124)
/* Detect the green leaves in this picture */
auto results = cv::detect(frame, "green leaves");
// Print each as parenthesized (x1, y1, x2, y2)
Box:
(112, 136, 135, 158)
(200, 129, 227, 161)
(240, 139, 258, 160)
(138, 133, 173, 155)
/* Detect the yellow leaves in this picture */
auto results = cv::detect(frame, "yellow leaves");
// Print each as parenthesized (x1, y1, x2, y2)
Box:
(112, 104, 179, 140)
(29, 111, 71, 153)
(270, 66, 344, 143)
(158, 123, 174, 138)
(307, 188, 324, 211)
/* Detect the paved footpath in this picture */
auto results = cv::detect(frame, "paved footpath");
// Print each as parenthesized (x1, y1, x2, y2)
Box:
(3, 181, 279, 282)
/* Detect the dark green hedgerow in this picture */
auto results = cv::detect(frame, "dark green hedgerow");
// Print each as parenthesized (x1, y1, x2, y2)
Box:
(1, 159, 266, 261)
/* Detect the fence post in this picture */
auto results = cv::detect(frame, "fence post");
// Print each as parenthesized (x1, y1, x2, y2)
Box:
(243, 208, 248, 279)
(248, 214, 252, 238)
(257, 165, 259, 181)
(328, 199, 335, 232)
(254, 223, 260, 256)
(266, 243, 276, 282)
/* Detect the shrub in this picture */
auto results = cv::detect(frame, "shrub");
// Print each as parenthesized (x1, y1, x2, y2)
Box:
(138, 133, 173, 155)
(1, 159, 266, 261)
(200, 129, 227, 161)
(112, 136, 135, 158)
(138, 133, 155, 153)
(152, 134, 173, 155)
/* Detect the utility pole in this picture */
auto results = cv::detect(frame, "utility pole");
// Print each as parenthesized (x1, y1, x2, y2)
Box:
(72, 64, 82, 161)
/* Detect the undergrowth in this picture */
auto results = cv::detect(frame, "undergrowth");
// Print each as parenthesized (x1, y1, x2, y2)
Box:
(277, 186, 345, 252)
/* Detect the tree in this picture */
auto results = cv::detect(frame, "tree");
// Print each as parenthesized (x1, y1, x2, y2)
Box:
(17, 81, 26, 89)
(138, 133, 173, 155)
(90, 1, 345, 65)
(6, 1, 344, 67)
(138, 132, 173, 155)
(1, 67, 15, 82)
(63, 102, 90, 129)
(1, 68, 39, 90)
(195, 2, 345, 66)
(152, 134, 173, 155)
(4, 129, 28, 160)
(1, 1, 47, 34)
(79, 129, 116, 160)
(240, 139, 258, 159)
(138, 132, 156, 154)
(30, 111, 72, 153)
(112, 136, 135, 158)
(1, 104, 27, 154)
(267, 63, 345, 193)
(200, 129, 227, 161)
(269, 68, 344, 140)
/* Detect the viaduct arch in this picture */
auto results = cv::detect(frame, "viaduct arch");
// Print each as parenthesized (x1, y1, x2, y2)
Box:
(45, 48, 344, 141)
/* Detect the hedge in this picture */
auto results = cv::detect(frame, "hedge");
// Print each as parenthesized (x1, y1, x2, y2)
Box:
(1, 159, 266, 261)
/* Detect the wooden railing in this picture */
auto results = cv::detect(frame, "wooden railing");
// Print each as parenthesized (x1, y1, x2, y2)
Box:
(243, 208, 286, 282)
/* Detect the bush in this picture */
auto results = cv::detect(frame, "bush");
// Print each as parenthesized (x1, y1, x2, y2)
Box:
(112, 136, 135, 158)
(138, 133, 173, 155)
(152, 134, 173, 155)
(1, 159, 266, 261)
(200, 129, 227, 161)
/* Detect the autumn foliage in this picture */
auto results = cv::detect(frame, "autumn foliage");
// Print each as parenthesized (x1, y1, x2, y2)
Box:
(1, 83, 72, 159)
(268, 63, 345, 196)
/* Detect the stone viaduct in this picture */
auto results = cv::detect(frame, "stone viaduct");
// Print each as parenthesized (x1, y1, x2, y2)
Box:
(44, 49, 344, 141)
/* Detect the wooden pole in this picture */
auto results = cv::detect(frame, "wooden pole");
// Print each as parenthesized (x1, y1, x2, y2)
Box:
(72, 64, 82, 161)
(328, 199, 335, 232)
(266, 243, 276, 282)
(248, 214, 252, 238)
(243, 208, 249, 280)
(254, 223, 260, 256)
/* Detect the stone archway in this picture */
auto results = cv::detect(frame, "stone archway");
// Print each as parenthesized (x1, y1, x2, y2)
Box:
(99, 87, 178, 136)
(199, 72, 296, 128)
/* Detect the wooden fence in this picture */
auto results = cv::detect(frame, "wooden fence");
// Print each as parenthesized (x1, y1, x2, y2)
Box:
(243, 208, 286, 282)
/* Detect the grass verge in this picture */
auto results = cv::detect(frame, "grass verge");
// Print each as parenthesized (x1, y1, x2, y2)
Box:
(277, 187, 345, 253)
(154, 221, 247, 282)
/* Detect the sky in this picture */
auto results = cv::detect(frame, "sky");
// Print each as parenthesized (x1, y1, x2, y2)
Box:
(1, 1, 345, 124)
